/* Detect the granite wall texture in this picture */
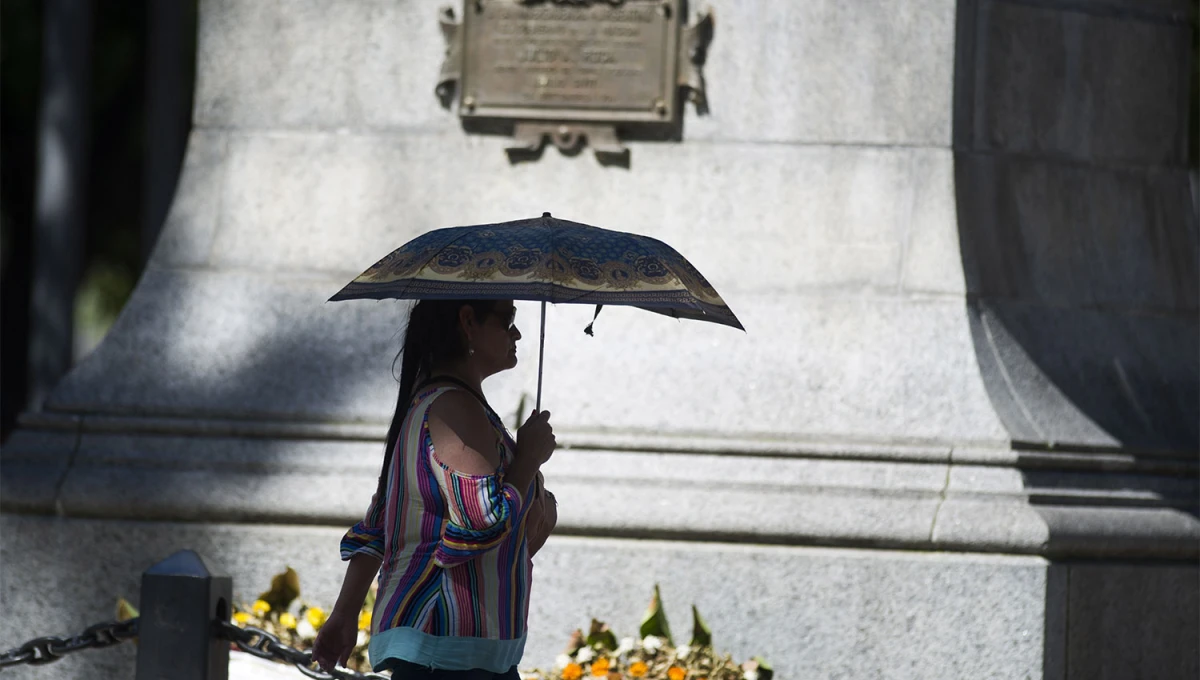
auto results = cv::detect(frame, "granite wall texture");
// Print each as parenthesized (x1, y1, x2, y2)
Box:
(2, 0, 1196, 677)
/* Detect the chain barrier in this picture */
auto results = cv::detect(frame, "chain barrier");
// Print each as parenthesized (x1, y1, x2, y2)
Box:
(0, 617, 387, 680)
(0, 618, 138, 669)
(216, 621, 390, 680)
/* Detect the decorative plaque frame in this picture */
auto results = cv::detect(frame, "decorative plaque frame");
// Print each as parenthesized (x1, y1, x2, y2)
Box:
(436, 0, 713, 163)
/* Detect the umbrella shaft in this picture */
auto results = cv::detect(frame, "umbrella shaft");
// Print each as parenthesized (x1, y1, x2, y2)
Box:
(536, 301, 546, 413)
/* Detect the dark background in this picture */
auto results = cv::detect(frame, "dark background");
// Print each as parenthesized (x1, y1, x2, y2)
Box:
(1, 0, 197, 442)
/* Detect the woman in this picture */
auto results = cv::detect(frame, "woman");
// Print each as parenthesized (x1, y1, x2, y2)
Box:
(313, 299, 558, 678)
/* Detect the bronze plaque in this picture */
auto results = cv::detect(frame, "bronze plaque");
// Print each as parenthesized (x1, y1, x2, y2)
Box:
(436, 0, 712, 161)
(460, 0, 679, 124)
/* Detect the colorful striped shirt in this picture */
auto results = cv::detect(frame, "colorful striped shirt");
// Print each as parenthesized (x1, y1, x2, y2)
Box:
(340, 385, 535, 672)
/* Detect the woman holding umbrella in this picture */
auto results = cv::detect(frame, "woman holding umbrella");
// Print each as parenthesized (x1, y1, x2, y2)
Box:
(314, 212, 742, 677)
(313, 298, 558, 678)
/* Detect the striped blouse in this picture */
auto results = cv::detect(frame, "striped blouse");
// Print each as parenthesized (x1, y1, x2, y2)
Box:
(340, 385, 536, 672)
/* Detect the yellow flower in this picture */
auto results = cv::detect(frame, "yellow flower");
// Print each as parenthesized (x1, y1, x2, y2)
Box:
(628, 661, 648, 678)
(358, 610, 372, 631)
(306, 607, 327, 629)
(667, 666, 685, 680)
(233, 612, 250, 625)
(562, 663, 583, 680)
(590, 657, 610, 676)
(279, 612, 297, 629)
(251, 600, 271, 616)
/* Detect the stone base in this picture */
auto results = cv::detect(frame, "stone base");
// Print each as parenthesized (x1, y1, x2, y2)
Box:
(1, 514, 1195, 679)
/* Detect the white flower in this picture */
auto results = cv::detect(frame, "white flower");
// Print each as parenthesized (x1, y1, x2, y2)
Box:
(576, 646, 596, 663)
(615, 637, 636, 657)
(356, 630, 368, 647)
(296, 619, 317, 639)
(743, 671, 759, 680)
(642, 636, 663, 652)
(555, 654, 573, 670)
(676, 644, 691, 659)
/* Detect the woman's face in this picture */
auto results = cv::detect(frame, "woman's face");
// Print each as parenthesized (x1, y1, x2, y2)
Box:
(470, 300, 521, 376)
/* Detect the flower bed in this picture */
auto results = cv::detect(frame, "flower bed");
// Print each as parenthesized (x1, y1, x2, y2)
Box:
(121, 568, 772, 680)
(522, 585, 772, 680)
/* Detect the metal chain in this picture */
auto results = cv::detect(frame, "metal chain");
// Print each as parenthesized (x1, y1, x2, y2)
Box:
(0, 618, 139, 669)
(216, 621, 390, 680)
(0, 617, 386, 680)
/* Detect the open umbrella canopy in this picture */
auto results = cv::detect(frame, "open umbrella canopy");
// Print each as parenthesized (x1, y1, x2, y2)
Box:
(329, 212, 743, 331)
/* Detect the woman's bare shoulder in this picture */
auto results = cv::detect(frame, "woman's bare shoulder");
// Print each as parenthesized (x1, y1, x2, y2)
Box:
(426, 389, 500, 475)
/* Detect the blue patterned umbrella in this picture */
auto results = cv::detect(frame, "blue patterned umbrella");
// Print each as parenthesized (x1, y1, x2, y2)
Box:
(330, 212, 743, 407)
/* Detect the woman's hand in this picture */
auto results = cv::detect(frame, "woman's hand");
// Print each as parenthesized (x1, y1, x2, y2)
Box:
(509, 410, 555, 491)
(313, 554, 378, 672)
(311, 610, 358, 672)
(516, 409, 556, 466)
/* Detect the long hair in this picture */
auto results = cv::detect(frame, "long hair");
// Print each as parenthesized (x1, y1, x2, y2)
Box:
(374, 299, 497, 505)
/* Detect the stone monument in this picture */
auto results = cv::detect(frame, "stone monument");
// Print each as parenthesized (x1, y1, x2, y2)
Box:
(3, 0, 1197, 678)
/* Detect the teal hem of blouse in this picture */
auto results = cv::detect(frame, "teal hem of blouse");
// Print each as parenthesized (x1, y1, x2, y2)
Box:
(369, 626, 527, 673)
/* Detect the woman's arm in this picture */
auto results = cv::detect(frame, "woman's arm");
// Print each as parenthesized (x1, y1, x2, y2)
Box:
(330, 553, 381, 619)
(525, 481, 558, 557)
(312, 553, 381, 671)
(427, 393, 531, 567)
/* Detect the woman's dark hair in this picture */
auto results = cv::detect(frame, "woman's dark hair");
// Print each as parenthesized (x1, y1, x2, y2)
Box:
(373, 299, 498, 504)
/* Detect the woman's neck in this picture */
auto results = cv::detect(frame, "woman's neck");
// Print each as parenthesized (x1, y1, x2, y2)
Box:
(427, 361, 484, 394)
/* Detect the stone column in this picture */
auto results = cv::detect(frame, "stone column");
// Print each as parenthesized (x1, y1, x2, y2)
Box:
(2, 1, 1196, 678)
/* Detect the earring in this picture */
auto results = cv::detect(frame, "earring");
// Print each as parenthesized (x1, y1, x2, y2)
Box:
(468, 346, 475, 356)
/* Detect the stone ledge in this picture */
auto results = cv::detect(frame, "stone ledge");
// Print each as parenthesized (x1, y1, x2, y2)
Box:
(18, 409, 1196, 472)
(5, 426, 1196, 558)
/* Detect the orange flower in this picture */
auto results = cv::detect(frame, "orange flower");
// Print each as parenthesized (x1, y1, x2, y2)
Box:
(590, 657, 611, 676)
(562, 663, 584, 680)
(667, 666, 686, 680)
(629, 661, 648, 678)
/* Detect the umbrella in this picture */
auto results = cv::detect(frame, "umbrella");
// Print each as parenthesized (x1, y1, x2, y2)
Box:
(330, 212, 743, 409)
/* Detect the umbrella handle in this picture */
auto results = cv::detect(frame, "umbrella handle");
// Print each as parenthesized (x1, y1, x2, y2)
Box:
(536, 300, 546, 413)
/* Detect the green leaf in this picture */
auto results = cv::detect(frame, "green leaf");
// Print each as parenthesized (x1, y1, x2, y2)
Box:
(564, 628, 586, 655)
(513, 392, 529, 430)
(258, 566, 301, 615)
(586, 619, 619, 651)
(116, 597, 139, 621)
(754, 656, 774, 680)
(689, 605, 712, 648)
(638, 584, 673, 645)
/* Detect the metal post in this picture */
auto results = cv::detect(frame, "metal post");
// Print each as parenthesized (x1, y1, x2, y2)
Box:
(136, 550, 231, 680)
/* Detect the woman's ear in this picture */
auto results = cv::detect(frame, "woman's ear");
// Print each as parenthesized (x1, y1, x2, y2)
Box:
(457, 304, 477, 349)
(458, 304, 476, 329)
